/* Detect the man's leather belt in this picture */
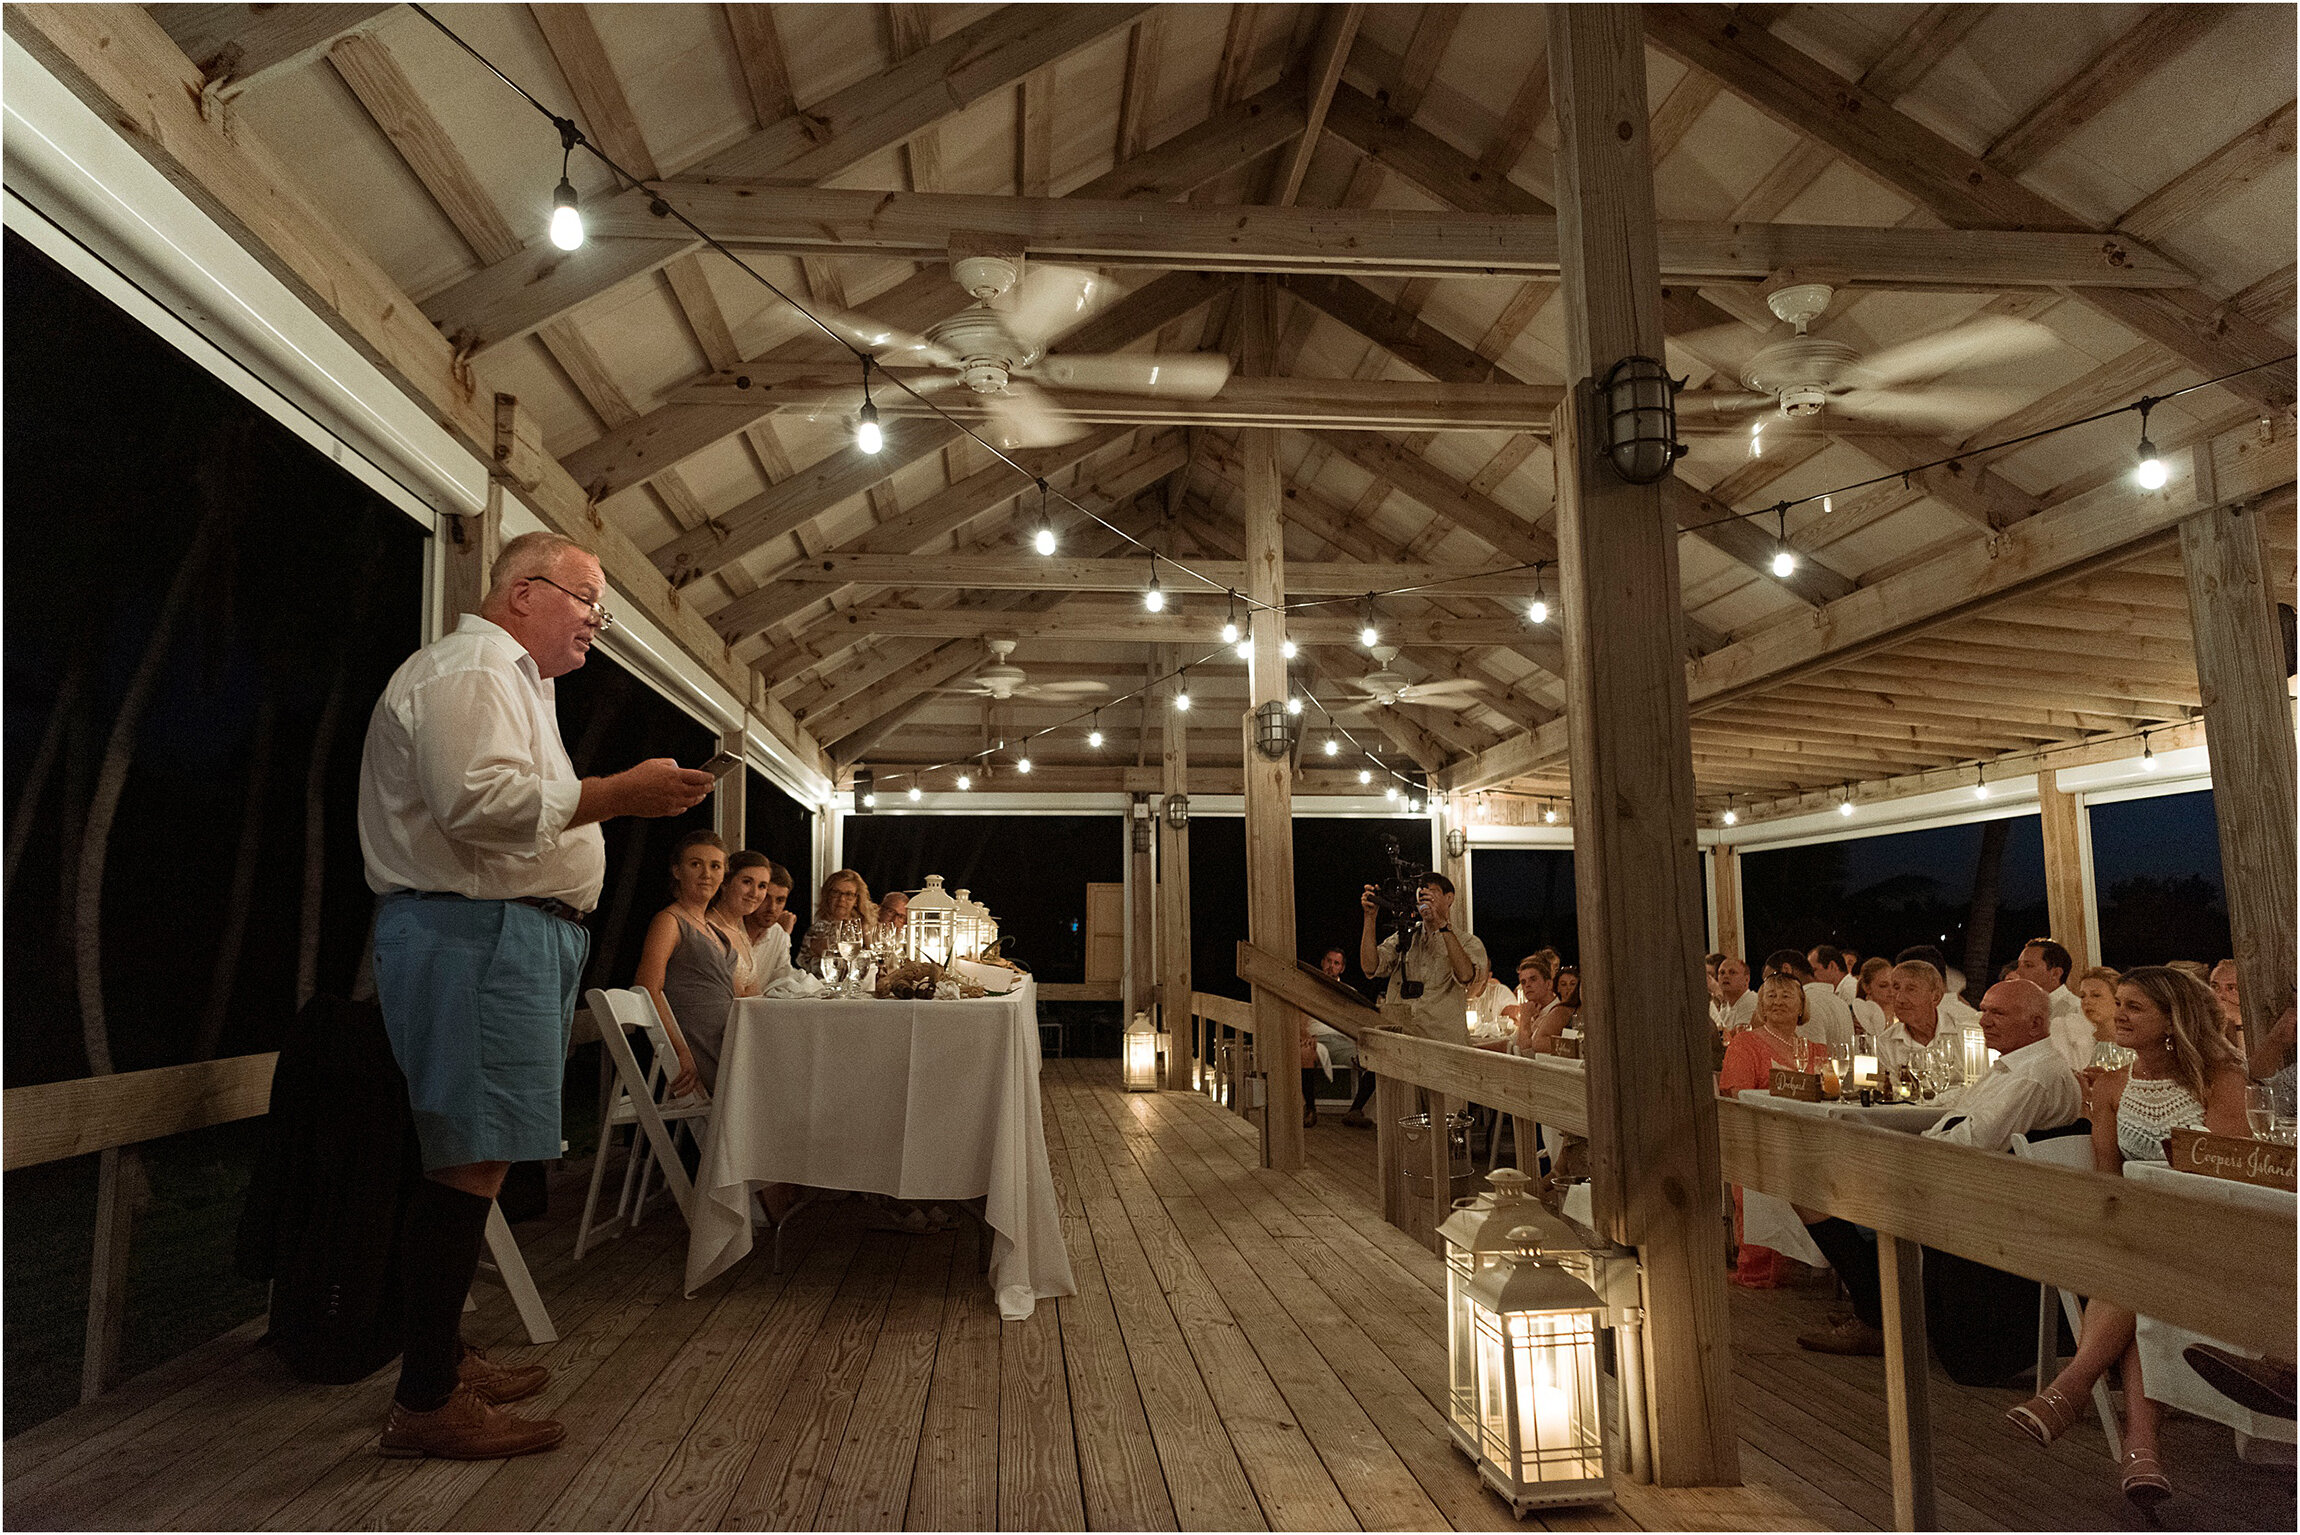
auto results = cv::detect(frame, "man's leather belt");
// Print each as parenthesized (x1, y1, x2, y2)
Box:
(411, 891, 590, 924)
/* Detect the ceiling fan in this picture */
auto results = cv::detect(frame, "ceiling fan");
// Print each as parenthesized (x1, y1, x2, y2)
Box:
(1344, 648, 1487, 709)
(809, 255, 1231, 448)
(936, 639, 1114, 703)
(1678, 280, 2054, 433)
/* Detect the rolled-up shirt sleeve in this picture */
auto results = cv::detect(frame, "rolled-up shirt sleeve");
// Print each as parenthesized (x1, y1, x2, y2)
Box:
(409, 670, 576, 854)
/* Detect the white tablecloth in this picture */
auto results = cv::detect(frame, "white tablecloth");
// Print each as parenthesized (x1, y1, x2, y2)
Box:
(2124, 1158, 2297, 1444)
(1732, 1091, 1943, 1266)
(682, 979, 1076, 1320)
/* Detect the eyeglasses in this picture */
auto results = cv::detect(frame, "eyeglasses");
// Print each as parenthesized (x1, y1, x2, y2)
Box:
(524, 574, 614, 629)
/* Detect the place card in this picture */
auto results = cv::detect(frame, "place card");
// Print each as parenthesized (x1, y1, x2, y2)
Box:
(1542, 1036, 1582, 1060)
(2165, 1127, 2297, 1192)
(1768, 1066, 1823, 1102)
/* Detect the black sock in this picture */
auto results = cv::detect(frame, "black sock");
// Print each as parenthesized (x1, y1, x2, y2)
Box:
(1350, 1070, 1377, 1112)
(394, 1178, 493, 1411)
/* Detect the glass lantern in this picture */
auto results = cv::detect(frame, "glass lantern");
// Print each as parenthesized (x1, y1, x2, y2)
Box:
(1465, 1229, 1614, 1512)
(1960, 1023, 1990, 1085)
(1124, 1011, 1159, 1092)
(1437, 1169, 1581, 1456)
(951, 889, 985, 961)
(906, 875, 959, 965)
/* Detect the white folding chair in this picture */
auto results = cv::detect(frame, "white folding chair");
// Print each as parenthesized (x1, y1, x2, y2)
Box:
(575, 987, 710, 1259)
(2012, 1132, 2123, 1461)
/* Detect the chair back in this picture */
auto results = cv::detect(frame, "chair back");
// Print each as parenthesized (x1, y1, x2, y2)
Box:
(582, 988, 698, 1219)
(2011, 1131, 2095, 1170)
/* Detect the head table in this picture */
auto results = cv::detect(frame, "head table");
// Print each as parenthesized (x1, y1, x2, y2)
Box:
(681, 978, 1077, 1320)
(1730, 1089, 1950, 1265)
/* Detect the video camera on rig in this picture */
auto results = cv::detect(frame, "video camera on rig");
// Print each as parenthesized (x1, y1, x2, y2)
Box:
(1365, 834, 1433, 948)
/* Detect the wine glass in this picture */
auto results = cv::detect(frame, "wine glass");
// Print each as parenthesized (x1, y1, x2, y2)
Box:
(834, 919, 862, 996)
(2091, 1040, 2136, 1072)
(2246, 1084, 2276, 1140)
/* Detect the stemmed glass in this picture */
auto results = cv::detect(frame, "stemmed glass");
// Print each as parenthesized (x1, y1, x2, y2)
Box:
(2091, 1040, 2137, 1072)
(835, 918, 864, 996)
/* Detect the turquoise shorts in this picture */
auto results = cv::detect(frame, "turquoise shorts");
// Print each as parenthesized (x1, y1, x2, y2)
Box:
(372, 893, 590, 1170)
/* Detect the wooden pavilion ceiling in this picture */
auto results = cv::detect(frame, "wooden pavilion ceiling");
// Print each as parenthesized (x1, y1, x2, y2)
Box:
(143, 1, 2299, 806)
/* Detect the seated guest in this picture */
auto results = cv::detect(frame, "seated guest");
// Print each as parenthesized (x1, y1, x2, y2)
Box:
(1798, 979, 2083, 1383)
(710, 852, 787, 992)
(1898, 944, 1979, 1030)
(2076, 965, 2121, 1044)
(1765, 948, 1856, 1052)
(1808, 945, 1854, 1001)
(1554, 964, 1581, 1015)
(2006, 966, 2246, 1506)
(2167, 958, 2212, 987)
(1849, 957, 1892, 1036)
(877, 889, 910, 939)
(1877, 959, 1958, 1079)
(2211, 957, 2244, 1039)
(1719, 976, 1823, 1287)
(1714, 954, 1756, 1030)
(1506, 953, 1571, 1054)
(2016, 937, 2094, 1073)
(798, 867, 875, 971)
(1704, 952, 1727, 1026)
(633, 831, 742, 1095)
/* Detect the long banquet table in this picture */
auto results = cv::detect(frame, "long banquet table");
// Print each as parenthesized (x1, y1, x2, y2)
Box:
(682, 978, 1076, 1320)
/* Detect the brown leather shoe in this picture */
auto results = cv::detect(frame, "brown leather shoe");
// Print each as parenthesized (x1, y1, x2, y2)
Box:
(378, 1385, 564, 1459)
(1796, 1317, 1885, 1357)
(459, 1341, 549, 1405)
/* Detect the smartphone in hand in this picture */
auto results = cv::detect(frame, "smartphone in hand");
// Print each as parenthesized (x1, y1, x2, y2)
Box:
(698, 749, 743, 780)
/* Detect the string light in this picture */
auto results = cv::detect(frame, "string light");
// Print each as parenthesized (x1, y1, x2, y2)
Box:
(1358, 594, 1380, 649)
(2133, 397, 2168, 489)
(1543, 800, 1558, 825)
(1285, 696, 1302, 715)
(862, 790, 878, 808)
(1721, 795, 1737, 827)
(1017, 753, 1033, 774)
(855, 357, 883, 455)
(1325, 736, 1341, 756)
(2141, 732, 2160, 772)
(1220, 592, 1240, 646)
(1528, 563, 1549, 626)
(547, 118, 584, 249)
(1173, 669, 1191, 711)
(1235, 639, 1253, 660)
(1144, 555, 1164, 612)
(1031, 480, 1057, 555)
(1385, 786, 1399, 802)
(1770, 505, 1796, 579)
(956, 772, 972, 790)
(1838, 783, 1856, 817)
(1281, 639, 1297, 660)
(1087, 712, 1103, 749)
(1359, 767, 1373, 784)
(908, 784, 923, 802)
(1973, 765, 1990, 800)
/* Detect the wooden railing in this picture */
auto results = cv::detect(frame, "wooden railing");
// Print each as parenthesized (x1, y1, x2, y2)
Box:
(4, 1053, 280, 1402)
(1186, 990, 1255, 1110)
(1231, 942, 2298, 1530)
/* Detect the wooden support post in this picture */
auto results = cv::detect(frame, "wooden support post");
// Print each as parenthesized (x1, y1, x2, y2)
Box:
(81, 1145, 138, 1401)
(1241, 276, 1305, 1172)
(1158, 648, 1195, 1090)
(1547, 4, 1740, 1486)
(1877, 1234, 1937, 1531)
(2180, 494, 2299, 1061)
(1425, 1089, 1455, 1243)
(2035, 774, 2096, 967)
(1711, 843, 1743, 963)
(713, 726, 747, 850)
(1128, 794, 1156, 1035)
(1439, 795, 1470, 926)
(440, 482, 502, 624)
(1375, 1064, 1412, 1228)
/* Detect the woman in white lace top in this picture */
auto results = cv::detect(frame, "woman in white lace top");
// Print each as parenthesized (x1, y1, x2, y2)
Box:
(2004, 966, 2245, 1506)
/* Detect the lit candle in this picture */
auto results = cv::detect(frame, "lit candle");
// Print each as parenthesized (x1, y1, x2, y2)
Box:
(1853, 1053, 1879, 1088)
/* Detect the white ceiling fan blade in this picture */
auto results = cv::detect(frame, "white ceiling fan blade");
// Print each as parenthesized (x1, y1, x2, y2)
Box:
(804, 304, 959, 369)
(1830, 385, 2025, 432)
(1397, 680, 1488, 706)
(1001, 263, 1111, 352)
(1018, 680, 1114, 700)
(1026, 353, 1233, 398)
(983, 382, 1085, 449)
(1843, 316, 2054, 389)
(1676, 390, 1779, 422)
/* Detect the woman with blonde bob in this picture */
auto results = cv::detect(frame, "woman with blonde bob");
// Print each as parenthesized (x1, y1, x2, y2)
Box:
(798, 867, 876, 972)
(1716, 975, 1822, 1288)
(2005, 966, 2244, 1506)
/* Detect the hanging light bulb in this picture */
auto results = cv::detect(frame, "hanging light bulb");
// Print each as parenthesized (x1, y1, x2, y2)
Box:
(2141, 733, 2160, 772)
(1235, 640, 1253, 660)
(1770, 505, 1796, 578)
(1838, 785, 1856, 817)
(1973, 765, 1990, 800)
(1324, 736, 1340, 756)
(549, 177, 584, 251)
(908, 784, 924, 802)
(1088, 713, 1104, 749)
(1220, 592, 1240, 646)
(1281, 639, 1297, 660)
(1721, 800, 1738, 826)
(1017, 753, 1034, 774)
(854, 354, 884, 454)
(862, 791, 878, 809)
(1285, 696, 1302, 715)
(1031, 480, 1057, 555)
(1543, 800, 1558, 825)
(1358, 768, 1373, 785)
(1173, 669, 1190, 711)
(1528, 562, 1550, 625)
(956, 772, 973, 790)
(1358, 594, 1380, 649)
(1385, 785, 1399, 802)
(1144, 555, 1164, 612)
(2133, 398, 2168, 489)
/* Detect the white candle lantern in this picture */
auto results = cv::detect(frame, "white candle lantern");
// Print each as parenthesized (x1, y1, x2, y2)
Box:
(906, 875, 959, 965)
(1124, 1011, 1159, 1092)
(1960, 1024, 1990, 1084)
(1437, 1169, 1580, 1455)
(1853, 1052, 1880, 1089)
(1466, 1229, 1614, 1512)
(952, 888, 986, 961)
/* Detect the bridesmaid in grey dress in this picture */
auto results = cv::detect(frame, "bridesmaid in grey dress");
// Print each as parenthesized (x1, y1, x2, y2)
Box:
(633, 830, 749, 1095)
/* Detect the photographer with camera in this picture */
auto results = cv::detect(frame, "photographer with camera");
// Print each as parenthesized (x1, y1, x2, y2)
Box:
(1359, 872, 1488, 1046)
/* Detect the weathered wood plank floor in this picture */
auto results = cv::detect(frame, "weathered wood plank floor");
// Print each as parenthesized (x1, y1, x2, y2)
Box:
(6, 1060, 2289, 1531)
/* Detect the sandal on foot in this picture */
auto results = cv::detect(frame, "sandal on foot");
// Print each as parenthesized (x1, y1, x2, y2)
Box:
(2005, 1387, 2080, 1446)
(2120, 1448, 2171, 1507)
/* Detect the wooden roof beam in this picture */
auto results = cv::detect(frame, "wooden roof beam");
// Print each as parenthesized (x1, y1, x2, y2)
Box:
(1643, 3, 2295, 414)
(418, 3, 1153, 355)
(764, 554, 1542, 597)
(1982, 6, 2235, 177)
(798, 608, 1543, 647)
(1442, 419, 2295, 789)
(1271, 4, 1362, 207)
(149, 2, 391, 99)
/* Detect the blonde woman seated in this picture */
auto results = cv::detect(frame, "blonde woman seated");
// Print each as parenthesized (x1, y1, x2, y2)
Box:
(1503, 954, 1571, 1053)
(2075, 964, 2121, 1044)
(632, 831, 751, 1097)
(2005, 966, 2246, 1507)
(798, 867, 876, 974)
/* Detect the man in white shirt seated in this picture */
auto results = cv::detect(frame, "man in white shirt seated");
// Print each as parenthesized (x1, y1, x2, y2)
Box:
(2015, 936, 2094, 1073)
(1797, 980, 2082, 1383)
(1767, 949, 1856, 1053)
(1898, 944, 1980, 1031)
(748, 862, 797, 990)
(1715, 954, 1757, 1030)
(1875, 959, 1960, 1080)
(1809, 945, 1858, 1003)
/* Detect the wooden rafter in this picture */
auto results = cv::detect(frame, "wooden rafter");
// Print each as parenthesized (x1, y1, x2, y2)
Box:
(149, 2, 390, 97)
(1982, 5, 2235, 177)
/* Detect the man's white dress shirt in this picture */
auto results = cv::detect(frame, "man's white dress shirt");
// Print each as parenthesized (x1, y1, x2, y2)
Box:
(2044, 984, 2095, 1073)
(1940, 992, 1981, 1031)
(751, 922, 793, 992)
(1875, 1014, 1952, 1080)
(1799, 982, 1858, 1051)
(1836, 973, 1861, 1001)
(358, 615, 605, 908)
(1923, 1037, 2083, 1152)
(1849, 995, 1889, 1036)
(1720, 990, 1758, 1029)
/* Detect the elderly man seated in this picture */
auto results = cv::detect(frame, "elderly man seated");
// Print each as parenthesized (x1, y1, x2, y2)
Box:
(1796, 978, 2083, 1383)
(1876, 959, 1961, 1079)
